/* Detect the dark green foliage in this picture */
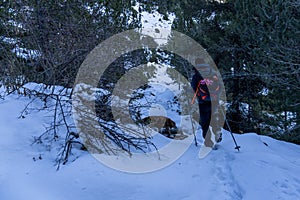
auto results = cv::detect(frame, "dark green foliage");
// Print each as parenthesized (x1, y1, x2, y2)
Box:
(1, 0, 142, 88)
(1, 0, 299, 144)
(142, 0, 299, 143)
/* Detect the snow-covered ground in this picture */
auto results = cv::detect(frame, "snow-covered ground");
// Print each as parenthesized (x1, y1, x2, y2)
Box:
(1, 88, 300, 200)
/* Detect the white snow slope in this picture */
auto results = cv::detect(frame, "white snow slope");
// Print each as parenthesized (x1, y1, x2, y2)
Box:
(1, 90, 300, 200)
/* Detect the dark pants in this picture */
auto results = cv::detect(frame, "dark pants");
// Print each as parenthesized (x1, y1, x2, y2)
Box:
(198, 101, 223, 146)
(199, 101, 211, 139)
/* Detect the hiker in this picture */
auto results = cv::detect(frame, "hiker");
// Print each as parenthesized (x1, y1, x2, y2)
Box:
(191, 58, 222, 147)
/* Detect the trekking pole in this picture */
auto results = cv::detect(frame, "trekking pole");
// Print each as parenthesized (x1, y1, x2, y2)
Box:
(189, 81, 202, 146)
(220, 108, 241, 151)
(191, 117, 198, 147)
(188, 94, 198, 147)
(185, 86, 198, 146)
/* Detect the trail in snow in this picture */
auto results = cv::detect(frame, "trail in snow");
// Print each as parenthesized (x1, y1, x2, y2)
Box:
(209, 146, 245, 200)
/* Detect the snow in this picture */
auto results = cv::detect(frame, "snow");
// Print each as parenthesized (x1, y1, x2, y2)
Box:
(1, 6, 300, 199)
(12, 46, 41, 60)
(133, 3, 175, 46)
(1, 88, 300, 200)
(1, 35, 41, 60)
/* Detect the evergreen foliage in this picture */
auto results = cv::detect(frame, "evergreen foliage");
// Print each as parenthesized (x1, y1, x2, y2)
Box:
(0, 0, 299, 145)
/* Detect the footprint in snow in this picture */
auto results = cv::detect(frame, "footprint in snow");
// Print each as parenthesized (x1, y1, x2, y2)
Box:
(210, 148, 244, 200)
(255, 160, 270, 167)
(273, 179, 300, 199)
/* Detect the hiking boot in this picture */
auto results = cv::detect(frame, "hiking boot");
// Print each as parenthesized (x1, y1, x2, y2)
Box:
(215, 131, 222, 143)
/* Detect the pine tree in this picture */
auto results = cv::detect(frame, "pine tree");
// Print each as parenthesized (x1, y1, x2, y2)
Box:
(140, 0, 300, 143)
